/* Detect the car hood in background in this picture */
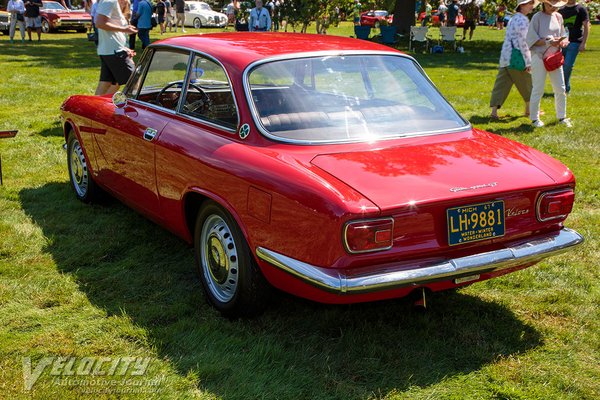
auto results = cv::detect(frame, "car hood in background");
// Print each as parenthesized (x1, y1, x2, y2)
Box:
(310, 132, 568, 210)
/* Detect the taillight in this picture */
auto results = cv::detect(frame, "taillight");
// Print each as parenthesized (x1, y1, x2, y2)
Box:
(344, 218, 394, 254)
(536, 189, 575, 222)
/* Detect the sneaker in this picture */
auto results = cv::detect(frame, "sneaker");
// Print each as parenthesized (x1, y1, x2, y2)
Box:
(182, 29, 186, 33)
(559, 118, 572, 128)
(532, 120, 545, 128)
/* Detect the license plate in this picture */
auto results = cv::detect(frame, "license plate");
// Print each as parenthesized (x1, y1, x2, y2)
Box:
(447, 201, 505, 246)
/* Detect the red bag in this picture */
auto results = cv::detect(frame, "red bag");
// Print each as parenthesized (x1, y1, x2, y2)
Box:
(543, 47, 564, 72)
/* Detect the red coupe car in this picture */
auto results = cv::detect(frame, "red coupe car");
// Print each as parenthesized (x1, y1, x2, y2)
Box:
(41, 1, 91, 33)
(359, 10, 393, 27)
(61, 33, 583, 317)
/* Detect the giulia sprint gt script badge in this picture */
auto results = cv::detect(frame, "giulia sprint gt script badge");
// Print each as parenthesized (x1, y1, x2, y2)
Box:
(450, 182, 498, 192)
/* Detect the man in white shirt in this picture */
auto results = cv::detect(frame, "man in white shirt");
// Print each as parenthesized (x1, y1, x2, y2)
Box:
(94, 0, 138, 95)
(7, 0, 26, 43)
(249, 0, 271, 32)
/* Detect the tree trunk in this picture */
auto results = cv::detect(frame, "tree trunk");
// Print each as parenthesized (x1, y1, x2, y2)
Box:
(392, 0, 416, 36)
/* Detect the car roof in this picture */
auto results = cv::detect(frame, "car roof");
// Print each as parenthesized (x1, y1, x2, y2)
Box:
(152, 33, 401, 71)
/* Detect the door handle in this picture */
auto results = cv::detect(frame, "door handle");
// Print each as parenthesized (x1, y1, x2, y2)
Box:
(143, 128, 158, 141)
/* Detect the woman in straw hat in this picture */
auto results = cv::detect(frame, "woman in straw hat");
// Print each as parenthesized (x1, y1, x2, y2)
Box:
(526, 0, 571, 128)
(490, 0, 539, 120)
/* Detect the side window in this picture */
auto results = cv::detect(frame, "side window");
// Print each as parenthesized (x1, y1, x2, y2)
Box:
(135, 50, 190, 111)
(181, 54, 238, 129)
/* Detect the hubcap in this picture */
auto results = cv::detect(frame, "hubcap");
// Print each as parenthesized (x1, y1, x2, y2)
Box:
(70, 140, 88, 197)
(200, 214, 239, 303)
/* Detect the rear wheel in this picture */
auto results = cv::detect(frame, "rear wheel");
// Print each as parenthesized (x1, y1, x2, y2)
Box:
(194, 201, 270, 318)
(67, 132, 99, 203)
(193, 18, 202, 29)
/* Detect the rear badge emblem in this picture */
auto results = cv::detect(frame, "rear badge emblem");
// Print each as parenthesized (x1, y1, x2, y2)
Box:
(239, 124, 250, 140)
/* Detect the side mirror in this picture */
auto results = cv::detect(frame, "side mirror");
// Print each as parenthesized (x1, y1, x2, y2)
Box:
(112, 91, 128, 109)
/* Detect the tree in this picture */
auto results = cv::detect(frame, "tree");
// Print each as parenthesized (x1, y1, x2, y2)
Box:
(392, 0, 416, 35)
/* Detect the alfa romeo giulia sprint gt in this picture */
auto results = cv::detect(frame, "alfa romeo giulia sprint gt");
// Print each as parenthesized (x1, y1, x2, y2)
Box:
(60, 33, 583, 317)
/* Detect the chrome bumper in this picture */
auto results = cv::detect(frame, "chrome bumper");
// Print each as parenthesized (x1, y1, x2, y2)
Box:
(256, 228, 584, 294)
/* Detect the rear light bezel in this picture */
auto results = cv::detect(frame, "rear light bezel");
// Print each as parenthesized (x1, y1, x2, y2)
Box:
(536, 188, 575, 222)
(343, 217, 395, 254)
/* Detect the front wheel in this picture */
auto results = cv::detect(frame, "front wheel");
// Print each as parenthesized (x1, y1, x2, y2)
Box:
(194, 201, 270, 318)
(67, 132, 99, 203)
(41, 19, 51, 34)
(193, 18, 202, 29)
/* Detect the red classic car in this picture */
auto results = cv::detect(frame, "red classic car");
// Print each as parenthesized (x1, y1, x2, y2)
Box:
(359, 10, 393, 27)
(41, 1, 91, 33)
(61, 33, 583, 317)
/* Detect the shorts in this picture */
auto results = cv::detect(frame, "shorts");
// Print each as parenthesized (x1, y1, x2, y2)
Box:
(158, 16, 165, 24)
(464, 20, 477, 30)
(25, 16, 41, 29)
(99, 51, 135, 86)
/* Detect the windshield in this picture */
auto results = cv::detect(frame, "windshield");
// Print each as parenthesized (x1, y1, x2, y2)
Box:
(248, 55, 468, 143)
(189, 2, 211, 11)
(43, 1, 66, 10)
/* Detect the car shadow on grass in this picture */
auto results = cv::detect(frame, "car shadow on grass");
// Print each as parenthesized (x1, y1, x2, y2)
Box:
(20, 182, 543, 400)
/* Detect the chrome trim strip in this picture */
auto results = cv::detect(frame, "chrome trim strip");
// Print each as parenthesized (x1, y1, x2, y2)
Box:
(256, 228, 584, 294)
(242, 51, 471, 145)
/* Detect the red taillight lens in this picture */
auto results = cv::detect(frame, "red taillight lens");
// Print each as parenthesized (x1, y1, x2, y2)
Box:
(536, 189, 575, 222)
(344, 218, 394, 254)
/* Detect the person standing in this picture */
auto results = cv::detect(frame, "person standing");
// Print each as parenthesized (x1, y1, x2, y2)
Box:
(156, 0, 167, 34)
(129, 0, 139, 50)
(462, 0, 479, 40)
(422, 0, 432, 27)
(249, 0, 271, 32)
(164, 0, 173, 32)
(490, 0, 538, 119)
(24, 0, 43, 42)
(527, 0, 570, 127)
(559, 0, 590, 94)
(438, 0, 447, 27)
(94, 0, 137, 96)
(136, 0, 152, 49)
(447, 0, 459, 27)
(7, 0, 26, 44)
(174, 0, 186, 33)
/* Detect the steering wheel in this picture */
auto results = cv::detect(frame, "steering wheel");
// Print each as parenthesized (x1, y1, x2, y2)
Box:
(155, 81, 184, 108)
(182, 83, 212, 115)
(155, 81, 211, 113)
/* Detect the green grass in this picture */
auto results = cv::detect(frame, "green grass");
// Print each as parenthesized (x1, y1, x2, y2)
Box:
(0, 23, 599, 399)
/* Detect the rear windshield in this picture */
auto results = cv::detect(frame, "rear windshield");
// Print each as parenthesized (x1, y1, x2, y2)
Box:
(247, 55, 468, 143)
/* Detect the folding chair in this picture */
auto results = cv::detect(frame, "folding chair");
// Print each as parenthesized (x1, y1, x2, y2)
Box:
(353, 25, 372, 40)
(409, 26, 431, 53)
(438, 26, 463, 52)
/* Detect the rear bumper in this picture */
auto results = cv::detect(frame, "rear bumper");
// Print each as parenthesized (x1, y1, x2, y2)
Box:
(256, 228, 583, 295)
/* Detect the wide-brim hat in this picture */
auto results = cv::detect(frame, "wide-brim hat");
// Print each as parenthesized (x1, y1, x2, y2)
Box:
(515, 0, 540, 11)
(542, 0, 567, 8)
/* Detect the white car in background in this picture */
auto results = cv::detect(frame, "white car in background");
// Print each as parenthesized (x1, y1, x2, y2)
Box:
(184, 1, 228, 28)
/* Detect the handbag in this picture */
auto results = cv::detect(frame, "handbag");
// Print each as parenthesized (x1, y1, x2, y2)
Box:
(542, 46, 564, 72)
(542, 13, 565, 72)
(151, 15, 158, 28)
(508, 39, 526, 71)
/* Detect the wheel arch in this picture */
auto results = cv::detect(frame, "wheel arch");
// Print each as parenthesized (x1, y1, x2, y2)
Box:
(182, 189, 253, 250)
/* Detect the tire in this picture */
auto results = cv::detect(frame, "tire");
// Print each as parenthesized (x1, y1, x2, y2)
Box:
(41, 19, 50, 34)
(67, 132, 99, 203)
(194, 201, 270, 318)
(193, 17, 202, 29)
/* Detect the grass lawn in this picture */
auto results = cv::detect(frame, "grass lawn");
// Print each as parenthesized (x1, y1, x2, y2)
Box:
(0, 22, 598, 399)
